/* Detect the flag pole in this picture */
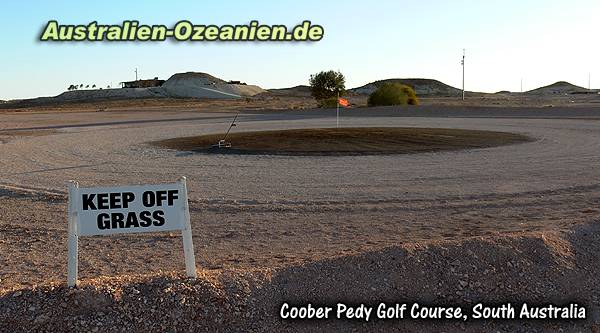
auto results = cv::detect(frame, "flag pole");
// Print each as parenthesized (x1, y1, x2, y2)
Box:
(336, 91, 340, 128)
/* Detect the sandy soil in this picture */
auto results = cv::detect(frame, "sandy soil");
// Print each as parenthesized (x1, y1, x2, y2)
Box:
(153, 127, 530, 155)
(3, 104, 600, 331)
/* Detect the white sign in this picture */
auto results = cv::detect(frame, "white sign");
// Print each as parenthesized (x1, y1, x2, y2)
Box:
(67, 177, 197, 287)
(76, 183, 185, 236)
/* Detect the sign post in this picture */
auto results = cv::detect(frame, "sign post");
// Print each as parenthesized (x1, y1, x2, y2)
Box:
(66, 177, 197, 287)
(179, 176, 197, 278)
(67, 181, 79, 288)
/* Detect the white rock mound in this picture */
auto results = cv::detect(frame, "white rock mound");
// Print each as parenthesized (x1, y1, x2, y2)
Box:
(162, 72, 266, 99)
(14, 72, 267, 106)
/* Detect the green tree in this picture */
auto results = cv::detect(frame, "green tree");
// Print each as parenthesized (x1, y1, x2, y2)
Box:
(368, 83, 419, 106)
(309, 70, 345, 102)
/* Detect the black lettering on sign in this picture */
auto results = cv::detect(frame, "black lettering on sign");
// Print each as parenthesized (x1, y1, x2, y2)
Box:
(125, 212, 140, 228)
(95, 210, 168, 231)
(82, 194, 96, 210)
(82, 187, 181, 232)
(109, 192, 121, 208)
(153, 210, 165, 226)
(122, 192, 135, 208)
(139, 211, 152, 227)
(142, 190, 179, 207)
(167, 190, 179, 206)
(82, 192, 136, 210)
(153, 191, 165, 206)
(97, 193, 109, 209)
(97, 213, 110, 229)
(110, 213, 125, 229)
(142, 191, 154, 207)
(156, 191, 168, 206)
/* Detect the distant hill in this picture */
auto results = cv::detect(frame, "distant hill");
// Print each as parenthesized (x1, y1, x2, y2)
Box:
(350, 78, 462, 97)
(526, 81, 589, 95)
(0, 72, 266, 108)
(268, 85, 312, 97)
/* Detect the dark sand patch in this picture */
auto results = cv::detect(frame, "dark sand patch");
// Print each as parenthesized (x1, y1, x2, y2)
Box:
(152, 127, 532, 156)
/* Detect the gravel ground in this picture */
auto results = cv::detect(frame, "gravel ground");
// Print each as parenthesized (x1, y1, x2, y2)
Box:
(2, 220, 600, 332)
(2, 105, 600, 331)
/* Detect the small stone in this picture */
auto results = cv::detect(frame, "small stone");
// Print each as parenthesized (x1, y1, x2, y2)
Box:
(33, 315, 47, 324)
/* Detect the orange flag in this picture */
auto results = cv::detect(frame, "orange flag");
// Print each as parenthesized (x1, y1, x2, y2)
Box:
(337, 97, 350, 107)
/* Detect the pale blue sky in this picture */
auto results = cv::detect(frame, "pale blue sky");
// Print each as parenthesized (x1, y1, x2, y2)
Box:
(1, 0, 598, 100)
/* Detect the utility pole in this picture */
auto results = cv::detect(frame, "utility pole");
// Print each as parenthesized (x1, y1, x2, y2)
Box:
(520, 78, 523, 93)
(135, 68, 138, 81)
(461, 49, 465, 101)
(589, 73, 591, 91)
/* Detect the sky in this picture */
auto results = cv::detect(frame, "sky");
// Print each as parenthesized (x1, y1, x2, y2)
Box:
(0, 0, 599, 100)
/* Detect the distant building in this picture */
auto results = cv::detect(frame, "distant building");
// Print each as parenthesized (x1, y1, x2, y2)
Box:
(120, 77, 165, 88)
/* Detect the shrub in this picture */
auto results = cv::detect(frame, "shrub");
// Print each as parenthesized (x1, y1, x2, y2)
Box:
(368, 83, 419, 106)
(316, 97, 339, 108)
(309, 70, 345, 102)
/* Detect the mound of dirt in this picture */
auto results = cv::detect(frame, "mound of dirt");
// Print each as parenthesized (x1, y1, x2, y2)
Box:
(351, 79, 463, 97)
(162, 72, 266, 99)
(267, 85, 312, 97)
(2, 221, 599, 332)
(526, 81, 589, 95)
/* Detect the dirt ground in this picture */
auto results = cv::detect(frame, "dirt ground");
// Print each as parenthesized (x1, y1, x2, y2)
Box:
(1, 207, 599, 332)
(152, 127, 530, 155)
(3, 100, 600, 331)
(1, 182, 595, 292)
